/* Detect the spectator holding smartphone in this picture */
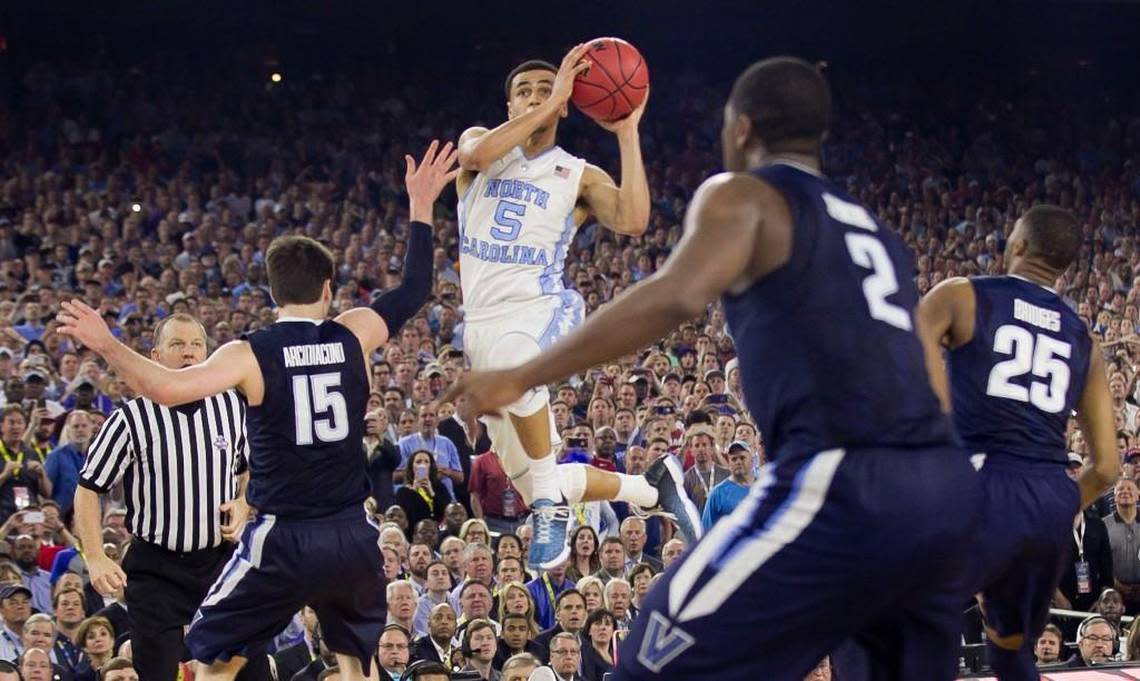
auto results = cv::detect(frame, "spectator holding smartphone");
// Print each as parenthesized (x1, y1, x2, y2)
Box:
(397, 450, 450, 531)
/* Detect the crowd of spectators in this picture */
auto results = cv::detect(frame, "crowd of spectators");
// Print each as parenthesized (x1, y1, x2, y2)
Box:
(0, 44, 1134, 679)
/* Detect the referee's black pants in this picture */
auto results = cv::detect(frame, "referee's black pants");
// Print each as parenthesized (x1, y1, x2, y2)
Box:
(123, 539, 271, 681)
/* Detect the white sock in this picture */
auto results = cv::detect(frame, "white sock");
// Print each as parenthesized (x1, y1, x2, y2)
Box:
(529, 454, 559, 502)
(616, 473, 658, 508)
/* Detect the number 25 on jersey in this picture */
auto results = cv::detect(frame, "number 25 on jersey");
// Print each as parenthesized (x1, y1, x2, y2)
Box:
(986, 325, 1072, 413)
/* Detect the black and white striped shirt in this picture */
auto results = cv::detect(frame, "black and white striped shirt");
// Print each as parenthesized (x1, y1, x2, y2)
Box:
(78, 391, 248, 553)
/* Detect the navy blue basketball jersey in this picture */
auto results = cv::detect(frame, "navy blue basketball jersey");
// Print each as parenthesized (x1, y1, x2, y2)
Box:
(949, 276, 1091, 464)
(722, 163, 955, 463)
(244, 318, 370, 517)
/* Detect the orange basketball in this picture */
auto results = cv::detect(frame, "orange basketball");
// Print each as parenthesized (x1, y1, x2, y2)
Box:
(570, 37, 649, 122)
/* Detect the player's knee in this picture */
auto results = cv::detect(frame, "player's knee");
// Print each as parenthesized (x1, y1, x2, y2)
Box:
(513, 472, 535, 507)
(559, 463, 588, 504)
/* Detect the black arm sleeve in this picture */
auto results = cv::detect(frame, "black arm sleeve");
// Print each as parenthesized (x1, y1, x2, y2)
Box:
(370, 221, 433, 336)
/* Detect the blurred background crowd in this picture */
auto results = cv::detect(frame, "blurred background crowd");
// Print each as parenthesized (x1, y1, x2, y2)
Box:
(0, 0, 1137, 679)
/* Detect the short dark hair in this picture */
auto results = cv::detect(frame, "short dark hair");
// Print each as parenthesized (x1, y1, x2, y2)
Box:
(265, 235, 335, 306)
(729, 56, 831, 153)
(555, 588, 585, 609)
(601, 536, 624, 549)
(100, 656, 135, 679)
(404, 660, 450, 680)
(460, 580, 492, 599)
(1, 404, 26, 422)
(1020, 204, 1081, 271)
(464, 617, 496, 648)
(504, 60, 558, 99)
(152, 312, 206, 347)
(53, 586, 87, 610)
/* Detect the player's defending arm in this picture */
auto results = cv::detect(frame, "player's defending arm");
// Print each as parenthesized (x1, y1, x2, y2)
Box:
(1076, 340, 1120, 509)
(915, 277, 976, 412)
(337, 140, 459, 353)
(51, 312, 258, 407)
(578, 92, 651, 236)
(444, 172, 768, 412)
(458, 44, 592, 174)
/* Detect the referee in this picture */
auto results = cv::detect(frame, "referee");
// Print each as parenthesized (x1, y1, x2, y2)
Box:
(73, 313, 264, 681)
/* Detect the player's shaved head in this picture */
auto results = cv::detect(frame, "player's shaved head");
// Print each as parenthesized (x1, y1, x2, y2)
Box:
(729, 56, 831, 153)
(505, 60, 557, 99)
(1018, 204, 1081, 271)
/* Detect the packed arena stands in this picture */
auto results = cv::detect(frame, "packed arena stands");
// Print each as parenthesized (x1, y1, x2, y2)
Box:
(0, 3, 1139, 678)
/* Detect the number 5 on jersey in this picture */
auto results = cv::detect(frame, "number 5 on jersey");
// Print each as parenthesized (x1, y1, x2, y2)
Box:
(293, 372, 349, 445)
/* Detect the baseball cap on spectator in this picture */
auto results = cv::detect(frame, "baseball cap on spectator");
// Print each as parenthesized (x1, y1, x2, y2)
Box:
(627, 374, 648, 385)
(0, 348, 11, 360)
(662, 372, 681, 384)
(728, 440, 751, 454)
(73, 376, 96, 390)
(0, 585, 31, 601)
(423, 363, 445, 378)
(98, 258, 115, 270)
(725, 358, 739, 376)
(166, 292, 187, 305)
(1067, 452, 1085, 468)
(704, 369, 725, 382)
(23, 369, 47, 383)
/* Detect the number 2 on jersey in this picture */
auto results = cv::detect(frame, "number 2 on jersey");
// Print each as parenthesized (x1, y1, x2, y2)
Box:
(292, 372, 349, 445)
(986, 324, 1071, 413)
(823, 193, 913, 331)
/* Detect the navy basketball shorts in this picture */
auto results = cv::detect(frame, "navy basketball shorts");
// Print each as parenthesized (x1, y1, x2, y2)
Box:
(184, 506, 386, 670)
(613, 445, 981, 681)
(972, 455, 1080, 643)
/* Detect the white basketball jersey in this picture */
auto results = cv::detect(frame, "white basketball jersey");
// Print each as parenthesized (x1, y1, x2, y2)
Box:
(458, 145, 587, 315)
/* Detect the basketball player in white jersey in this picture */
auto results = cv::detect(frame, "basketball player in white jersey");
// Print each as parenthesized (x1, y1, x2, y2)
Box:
(455, 43, 701, 568)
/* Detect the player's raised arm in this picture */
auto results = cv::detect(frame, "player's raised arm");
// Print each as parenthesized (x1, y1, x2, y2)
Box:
(458, 44, 592, 173)
(55, 301, 256, 406)
(579, 91, 651, 236)
(1075, 339, 1121, 508)
(443, 171, 765, 414)
(337, 140, 459, 353)
(915, 277, 977, 412)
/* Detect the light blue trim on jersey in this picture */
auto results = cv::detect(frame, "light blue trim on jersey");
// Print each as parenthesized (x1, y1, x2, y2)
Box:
(537, 289, 585, 350)
(539, 210, 577, 295)
(458, 173, 481, 242)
